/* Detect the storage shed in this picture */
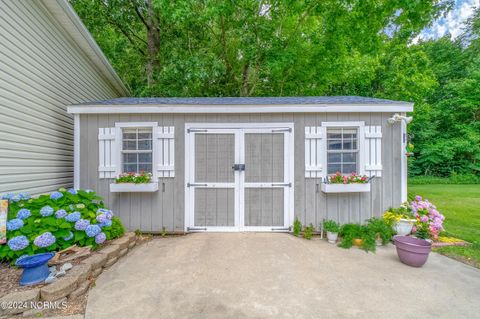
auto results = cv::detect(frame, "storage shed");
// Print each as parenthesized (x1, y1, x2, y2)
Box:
(68, 96, 413, 232)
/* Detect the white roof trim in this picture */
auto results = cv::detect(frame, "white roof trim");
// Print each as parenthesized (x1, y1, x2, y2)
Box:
(68, 103, 413, 114)
(40, 0, 129, 96)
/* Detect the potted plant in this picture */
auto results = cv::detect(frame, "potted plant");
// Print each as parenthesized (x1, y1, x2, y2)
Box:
(321, 172, 371, 193)
(383, 205, 416, 236)
(339, 223, 376, 252)
(324, 220, 340, 243)
(366, 217, 393, 246)
(393, 196, 445, 267)
(110, 172, 158, 192)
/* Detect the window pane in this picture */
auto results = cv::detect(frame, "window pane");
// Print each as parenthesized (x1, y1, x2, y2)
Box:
(138, 140, 152, 150)
(123, 164, 137, 173)
(138, 153, 152, 163)
(328, 164, 341, 174)
(342, 164, 357, 174)
(343, 140, 354, 150)
(123, 153, 137, 163)
(138, 129, 152, 139)
(328, 140, 342, 150)
(123, 129, 136, 140)
(342, 152, 357, 163)
(327, 153, 341, 163)
(327, 129, 342, 139)
(138, 164, 152, 173)
(123, 140, 137, 150)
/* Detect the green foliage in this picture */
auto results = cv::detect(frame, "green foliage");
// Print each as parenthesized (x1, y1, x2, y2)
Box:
(292, 218, 302, 237)
(366, 217, 393, 245)
(409, 174, 480, 184)
(0, 189, 125, 262)
(115, 172, 152, 184)
(303, 224, 314, 240)
(338, 223, 377, 252)
(323, 220, 340, 233)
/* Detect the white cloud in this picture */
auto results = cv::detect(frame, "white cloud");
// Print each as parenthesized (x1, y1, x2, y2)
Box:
(420, 0, 479, 40)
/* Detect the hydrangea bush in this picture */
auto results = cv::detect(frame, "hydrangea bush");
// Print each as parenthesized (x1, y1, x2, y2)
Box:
(410, 196, 445, 240)
(0, 188, 125, 261)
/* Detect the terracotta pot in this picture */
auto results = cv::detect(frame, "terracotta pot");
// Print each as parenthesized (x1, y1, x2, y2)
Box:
(393, 235, 432, 267)
(353, 238, 363, 247)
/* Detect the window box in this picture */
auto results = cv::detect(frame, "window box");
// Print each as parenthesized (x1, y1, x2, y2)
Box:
(321, 183, 371, 193)
(110, 182, 158, 193)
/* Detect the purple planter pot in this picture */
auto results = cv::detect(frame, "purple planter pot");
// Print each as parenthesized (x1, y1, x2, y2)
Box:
(393, 235, 432, 267)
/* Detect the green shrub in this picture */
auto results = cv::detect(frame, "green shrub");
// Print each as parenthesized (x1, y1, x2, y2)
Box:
(292, 218, 302, 236)
(0, 188, 125, 262)
(366, 217, 393, 245)
(303, 224, 314, 240)
(338, 223, 376, 252)
(408, 174, 480, 185)
(323, 220, 340, 233)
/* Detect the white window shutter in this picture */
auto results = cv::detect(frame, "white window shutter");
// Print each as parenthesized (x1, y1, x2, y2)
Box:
(364, 126, 382, 177)
(157, 127, 175, 178)
(305, 126, 326, 178)
(98, 128, 116, 179)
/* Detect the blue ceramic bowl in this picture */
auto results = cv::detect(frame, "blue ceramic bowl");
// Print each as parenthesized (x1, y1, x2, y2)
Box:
(15, 252, 55, 286)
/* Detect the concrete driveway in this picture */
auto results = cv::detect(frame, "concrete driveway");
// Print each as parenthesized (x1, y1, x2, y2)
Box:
(85, 233, 480, 319)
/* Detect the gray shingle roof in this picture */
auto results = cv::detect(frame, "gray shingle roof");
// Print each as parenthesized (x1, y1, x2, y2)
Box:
(76, 96, 411, 106)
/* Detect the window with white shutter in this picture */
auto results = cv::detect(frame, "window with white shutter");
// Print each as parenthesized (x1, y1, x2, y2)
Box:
(304, 126, 325, 178)
(98, 128, 116, 179)
(156, 127, 175, 178)
(364, 126, 382, 177)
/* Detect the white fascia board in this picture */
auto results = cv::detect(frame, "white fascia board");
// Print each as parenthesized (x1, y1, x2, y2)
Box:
(68, 103, 413, 114)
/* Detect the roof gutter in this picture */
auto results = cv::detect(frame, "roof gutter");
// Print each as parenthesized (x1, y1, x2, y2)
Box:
(67, 103, 414, 114)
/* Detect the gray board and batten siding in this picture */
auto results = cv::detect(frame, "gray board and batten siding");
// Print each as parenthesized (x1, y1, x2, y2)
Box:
(76, 111, 404, 232)
(0, 0, 127, 195)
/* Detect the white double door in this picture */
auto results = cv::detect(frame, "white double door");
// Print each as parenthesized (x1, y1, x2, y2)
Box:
(185, 123, 294, 232)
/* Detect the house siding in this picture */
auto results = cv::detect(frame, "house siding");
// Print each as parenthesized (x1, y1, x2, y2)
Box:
(78, 113, 403, 232)
(0, 1, 124, 195)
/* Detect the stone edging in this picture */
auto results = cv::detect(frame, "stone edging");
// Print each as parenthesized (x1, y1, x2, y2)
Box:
(0, 232, 137, 318)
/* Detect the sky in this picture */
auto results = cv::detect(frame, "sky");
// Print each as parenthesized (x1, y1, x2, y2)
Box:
(420, 0, 479, 40)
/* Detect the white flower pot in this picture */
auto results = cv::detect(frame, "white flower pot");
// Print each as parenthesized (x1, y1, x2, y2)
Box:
(393, 219, 416, 236)
(110, 183, 158, 193)
(326, 231, 338, 244)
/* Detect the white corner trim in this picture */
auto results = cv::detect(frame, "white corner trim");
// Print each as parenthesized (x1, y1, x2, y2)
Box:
(401, 118, 408, 202)
(74, 114, 80, 189)
(67, 104, 413, 114)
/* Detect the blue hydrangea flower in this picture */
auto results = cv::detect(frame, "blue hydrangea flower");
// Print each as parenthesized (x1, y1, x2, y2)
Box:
(40, 206, 54, 217)
(96, 214, 107, 224)
(50, 191, 63, 200)
(67, 188, 77, 195)
(11, 194, 22, 202)
(17, 208, 31, 220)
(1, 193, 14, 200)
(96, 208, 109, 215)
(65, 211, 81, 222)
(7, 236, 29, 251)
(95, 232, 106, 244)
(68, 204, 74, 211)
(85, 225, 101, 238)
(74, 219, 90, 231)
(55, 209, 67, 219)
(63, 231, 74, 241)
(100, 219, 112, 228)
(6, 218, 24, 231)
(33, 232, 56, 248)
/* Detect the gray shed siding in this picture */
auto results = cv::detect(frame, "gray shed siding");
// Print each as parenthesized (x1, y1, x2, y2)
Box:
(78, 113, 403, 232)
(0, 1, 124, 195)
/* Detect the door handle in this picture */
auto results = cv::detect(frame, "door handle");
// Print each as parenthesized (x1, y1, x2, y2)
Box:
(232, 164, 246, 171)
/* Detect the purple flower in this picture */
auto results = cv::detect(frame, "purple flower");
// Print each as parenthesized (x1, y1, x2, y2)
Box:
(63, 231, 74, 241)
(86, 225, 102, 237)
(100, 219, 112, 228)
(50, 191, 63, 200)
(95, 232, 106, 244)
(67, 188, 77, 195)
(40, 206, 54, 217)
(7, 235, 29, 251)
(415, 195, 422, 201)
(33, 232, 56, 248)
(74, 219, 90, 231)
(7, 218, 24, 231)
(55, 209, 67, 219)
(65, 211, 81, 222)
(17, 208, 31, 220)
(420, 216, 429, 223)
(96, 214, 107, 224)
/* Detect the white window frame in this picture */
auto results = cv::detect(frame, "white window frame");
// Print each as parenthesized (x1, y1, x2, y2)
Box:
(321, 122, 366, 176)
(114, 122, 158, 180)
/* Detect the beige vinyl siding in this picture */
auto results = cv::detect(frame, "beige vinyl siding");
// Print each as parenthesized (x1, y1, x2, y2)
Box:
(0, 0, 125, 195)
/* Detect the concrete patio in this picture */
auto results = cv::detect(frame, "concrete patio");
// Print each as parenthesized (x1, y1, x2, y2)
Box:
(85, 233, 480, 319)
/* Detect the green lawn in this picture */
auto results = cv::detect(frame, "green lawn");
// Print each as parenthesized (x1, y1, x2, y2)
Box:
(408, 184, 480, 268)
